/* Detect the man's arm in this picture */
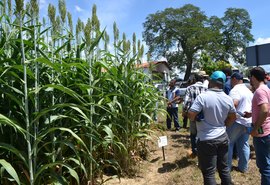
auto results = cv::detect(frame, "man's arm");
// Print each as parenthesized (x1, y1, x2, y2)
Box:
(168, 89, 181, 104)
(233, 99, 239, 108)
(225, 112, 236, 127)
(187, 110, 198, 122)
(251, 103, 268, 136)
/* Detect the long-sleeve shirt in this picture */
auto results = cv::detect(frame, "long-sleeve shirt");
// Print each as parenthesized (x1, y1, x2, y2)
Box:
(182, 82, 207, 112)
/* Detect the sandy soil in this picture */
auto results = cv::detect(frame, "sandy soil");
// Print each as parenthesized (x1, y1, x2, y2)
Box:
(104, 128, 260, 185)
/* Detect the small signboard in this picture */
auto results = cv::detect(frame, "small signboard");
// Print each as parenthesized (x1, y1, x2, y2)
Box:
(158, 136, 168, 161)
(158, 136, 168, 148)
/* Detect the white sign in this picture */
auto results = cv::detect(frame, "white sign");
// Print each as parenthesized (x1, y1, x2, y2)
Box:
(158, 136, 168, 148)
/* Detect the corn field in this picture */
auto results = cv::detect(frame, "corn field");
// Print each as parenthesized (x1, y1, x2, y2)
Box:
(0, 0, 163, 184)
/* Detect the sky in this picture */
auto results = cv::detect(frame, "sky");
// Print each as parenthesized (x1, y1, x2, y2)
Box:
(37, 0, 270, 66)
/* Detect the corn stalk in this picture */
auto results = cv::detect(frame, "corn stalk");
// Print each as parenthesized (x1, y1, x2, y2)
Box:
(15, 0, 34, 184)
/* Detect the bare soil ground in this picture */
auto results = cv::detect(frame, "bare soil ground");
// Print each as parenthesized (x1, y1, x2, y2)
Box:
(104, 126, 261, 185)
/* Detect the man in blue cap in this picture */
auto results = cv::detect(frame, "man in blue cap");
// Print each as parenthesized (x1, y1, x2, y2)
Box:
(188, 71, 236, 185)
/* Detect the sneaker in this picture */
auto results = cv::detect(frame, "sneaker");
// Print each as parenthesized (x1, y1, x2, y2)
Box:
(175, 127, 180, 131)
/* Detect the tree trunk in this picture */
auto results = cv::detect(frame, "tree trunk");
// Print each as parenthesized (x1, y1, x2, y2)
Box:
(184, 56, 193, 81)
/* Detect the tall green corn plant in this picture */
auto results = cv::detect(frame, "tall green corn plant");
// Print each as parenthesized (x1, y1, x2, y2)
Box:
(47, 3, 57, 163)
(29, 0, 39, 172)
(15, 0, 34, 184)
(83, 17, 94, 183)
(84, 17, 106, 184)
(85, 48, 153, 175)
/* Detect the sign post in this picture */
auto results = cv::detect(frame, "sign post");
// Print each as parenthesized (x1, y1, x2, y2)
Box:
(246, 43, 270, 66)
(158, 136, 168, 161)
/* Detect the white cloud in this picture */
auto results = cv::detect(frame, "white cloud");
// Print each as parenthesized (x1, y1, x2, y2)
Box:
(75, 5, 83, 12)
(255, 37, 270, 45)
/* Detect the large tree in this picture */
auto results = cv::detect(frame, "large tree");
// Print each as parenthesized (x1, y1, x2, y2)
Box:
(206, 8, 254, 64)
(143, 4, 254, 80)
(221, 8, 254, 63)
(143, 4, 214, 80)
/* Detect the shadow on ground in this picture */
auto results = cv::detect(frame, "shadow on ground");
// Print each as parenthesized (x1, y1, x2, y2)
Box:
(157, 156, 196, 173)
(170, 133, 190, 149)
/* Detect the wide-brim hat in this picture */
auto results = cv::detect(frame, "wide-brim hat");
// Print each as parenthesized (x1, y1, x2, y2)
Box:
(198, 71, 209, 77)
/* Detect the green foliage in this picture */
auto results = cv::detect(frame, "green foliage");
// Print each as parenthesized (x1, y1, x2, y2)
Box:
(143, 4, 254, 80)
(0, 1, 161, 184)
(199, 53, 232, 75)
(143, 4, 212, 80)
(0, 159, 21, 185)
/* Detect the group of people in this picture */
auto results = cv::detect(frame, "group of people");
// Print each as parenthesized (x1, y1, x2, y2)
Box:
(165, 66, 270, 185)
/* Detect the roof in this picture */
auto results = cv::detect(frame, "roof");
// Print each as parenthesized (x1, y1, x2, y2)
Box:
(137, 61, 171, 70)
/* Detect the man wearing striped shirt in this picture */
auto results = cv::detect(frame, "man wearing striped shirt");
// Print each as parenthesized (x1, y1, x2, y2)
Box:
(183, 73, 208, 157)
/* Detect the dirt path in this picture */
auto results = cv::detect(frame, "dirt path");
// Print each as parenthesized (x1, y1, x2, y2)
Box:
(104, 129, 260, 185)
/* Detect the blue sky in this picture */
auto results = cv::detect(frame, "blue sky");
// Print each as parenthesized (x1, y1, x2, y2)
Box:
(37, 0, 270, 66)
(38, 0, 270, 44)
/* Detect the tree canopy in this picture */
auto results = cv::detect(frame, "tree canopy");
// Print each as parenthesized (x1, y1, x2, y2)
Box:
(142, 4, 254, 80)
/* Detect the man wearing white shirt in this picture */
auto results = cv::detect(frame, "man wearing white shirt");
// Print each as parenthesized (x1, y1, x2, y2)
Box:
(227, 72, 253, 173)
(166, 79, 181, 131)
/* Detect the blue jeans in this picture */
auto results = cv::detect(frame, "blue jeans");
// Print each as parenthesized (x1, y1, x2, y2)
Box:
(226, 122, 250, 172)
(253, 134, 270, 185)
(190, 120, 197, 154)
(197, 133, 232, 185)
(166, 107, 180, 130)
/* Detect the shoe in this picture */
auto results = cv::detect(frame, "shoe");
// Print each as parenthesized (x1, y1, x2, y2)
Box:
(175, 127, 180, 131)
(189, 153, 197, 159)
(187, 150, 197, 159)
(231, 166, 247, 173)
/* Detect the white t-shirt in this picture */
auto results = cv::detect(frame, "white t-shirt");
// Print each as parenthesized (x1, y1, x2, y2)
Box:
(229, 83, 253, 127)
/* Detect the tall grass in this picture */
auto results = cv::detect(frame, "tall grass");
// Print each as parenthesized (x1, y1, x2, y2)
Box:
(0, 1, 162, 184)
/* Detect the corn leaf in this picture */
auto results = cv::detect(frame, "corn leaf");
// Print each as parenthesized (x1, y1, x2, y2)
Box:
(0, 159, 20, 185)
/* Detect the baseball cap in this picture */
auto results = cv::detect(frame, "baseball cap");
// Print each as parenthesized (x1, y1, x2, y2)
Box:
(210, 71, 226, 84)
(231, 72, 243, 80)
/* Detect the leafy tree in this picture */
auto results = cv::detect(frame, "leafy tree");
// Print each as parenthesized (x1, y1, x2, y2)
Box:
(143, 4, 254, 80)
(207, 8, 254, 64)
(143, 4, 214, 80)
(221, 8, 254, 64)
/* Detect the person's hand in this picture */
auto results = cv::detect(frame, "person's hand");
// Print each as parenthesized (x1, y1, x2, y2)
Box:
(243, 111, 252, 118)
(250, 128, 258, 137)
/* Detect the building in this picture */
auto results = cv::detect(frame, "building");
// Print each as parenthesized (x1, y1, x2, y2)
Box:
(137, 61, 171, 82)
